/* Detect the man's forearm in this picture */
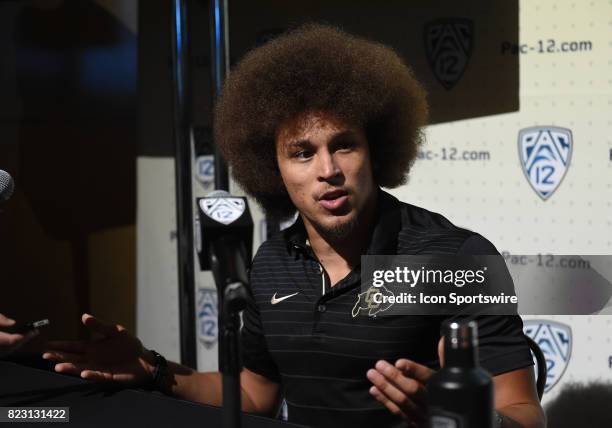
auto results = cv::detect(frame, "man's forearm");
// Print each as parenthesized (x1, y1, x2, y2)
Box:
(164, 362, 220, 404)
(498, 403, 546, 428)
(141, 353, 263, 413)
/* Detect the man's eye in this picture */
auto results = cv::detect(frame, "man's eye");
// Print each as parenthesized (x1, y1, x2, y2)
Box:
(294, 150, 313, 159)
(336, 142, 355, 152)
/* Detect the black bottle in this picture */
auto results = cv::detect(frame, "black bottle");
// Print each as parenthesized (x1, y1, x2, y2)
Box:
(426, 321, 494, 428)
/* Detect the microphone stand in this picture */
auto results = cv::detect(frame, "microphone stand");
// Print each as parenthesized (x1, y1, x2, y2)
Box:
(209, 236, 250, 428)
(221, 282, 248, 428)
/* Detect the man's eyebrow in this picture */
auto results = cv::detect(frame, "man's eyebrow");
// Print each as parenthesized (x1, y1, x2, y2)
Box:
(330, 130, 359, 143)
(283, 130, 360, 150)
(283, 140, 313, 151)
(287, 140, 311, 148)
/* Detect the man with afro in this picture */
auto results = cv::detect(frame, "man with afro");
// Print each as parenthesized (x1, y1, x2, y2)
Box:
(44, 24, 544, 428)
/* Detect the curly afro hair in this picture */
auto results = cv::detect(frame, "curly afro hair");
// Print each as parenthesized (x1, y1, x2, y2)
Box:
(214, 23, 428, 219)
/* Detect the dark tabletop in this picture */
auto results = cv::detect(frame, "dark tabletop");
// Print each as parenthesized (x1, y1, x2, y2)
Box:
(0, 360, 305, 428)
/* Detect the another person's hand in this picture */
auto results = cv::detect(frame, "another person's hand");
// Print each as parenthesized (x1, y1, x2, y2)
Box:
(366, 358, 435, 427)
(0, 313, 39, 358)
(43, 313, 154, 385)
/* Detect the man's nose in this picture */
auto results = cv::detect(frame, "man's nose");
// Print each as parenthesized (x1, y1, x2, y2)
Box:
(316, 152, 341, 181)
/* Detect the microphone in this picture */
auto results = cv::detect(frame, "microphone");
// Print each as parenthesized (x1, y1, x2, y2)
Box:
(196, 190, 253, 307)
(0, 170, 15, 203)
(197, 190, 252, 428)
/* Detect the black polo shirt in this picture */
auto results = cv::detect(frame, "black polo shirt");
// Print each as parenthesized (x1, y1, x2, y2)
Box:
(241, 190, 532, 428)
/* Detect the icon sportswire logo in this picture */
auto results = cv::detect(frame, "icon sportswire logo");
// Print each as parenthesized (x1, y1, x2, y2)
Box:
(271, 292, 299, 305)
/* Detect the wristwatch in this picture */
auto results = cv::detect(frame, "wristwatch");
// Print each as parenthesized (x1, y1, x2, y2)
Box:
(149, 349, 169, 393)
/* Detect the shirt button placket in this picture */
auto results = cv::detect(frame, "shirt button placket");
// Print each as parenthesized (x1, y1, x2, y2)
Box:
(313, 261, 328, 334)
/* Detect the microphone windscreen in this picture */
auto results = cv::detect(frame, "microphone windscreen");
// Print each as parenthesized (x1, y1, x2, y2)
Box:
(0, 170, 14, 202)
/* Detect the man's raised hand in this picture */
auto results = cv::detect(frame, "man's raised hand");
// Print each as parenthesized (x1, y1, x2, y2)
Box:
(366, 358, 435, 427)
(43, 314, 155, 385)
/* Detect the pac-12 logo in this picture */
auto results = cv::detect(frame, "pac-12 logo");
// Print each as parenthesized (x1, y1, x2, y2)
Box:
(523, 320, 572, 393)
(195, 155, 215, 190)
(199, 196, 245, 225)
(424, 18, 473, 90)
(518, 126, 572, 200)
(197, 288, 218, 349)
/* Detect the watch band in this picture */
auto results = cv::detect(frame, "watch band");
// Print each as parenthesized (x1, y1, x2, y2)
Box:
(149, 349, 169, 393)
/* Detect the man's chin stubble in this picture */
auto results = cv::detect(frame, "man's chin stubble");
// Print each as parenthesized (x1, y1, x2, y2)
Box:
(314, 215, 360, 244)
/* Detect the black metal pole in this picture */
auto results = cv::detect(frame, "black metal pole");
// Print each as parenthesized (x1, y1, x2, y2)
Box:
(171, 0, 197, 368)
(210, 0, 230, 191)
(220, 280, 249, 428)
(222, 309, 242, 428)
(209, 2, 243, 425)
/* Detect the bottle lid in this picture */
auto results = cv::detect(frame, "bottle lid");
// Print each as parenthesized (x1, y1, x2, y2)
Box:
(447, 320, 478, 350)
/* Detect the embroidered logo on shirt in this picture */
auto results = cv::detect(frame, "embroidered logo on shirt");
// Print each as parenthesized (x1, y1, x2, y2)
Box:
(271, 292, 299, 305)
(352, 285, 394, 317)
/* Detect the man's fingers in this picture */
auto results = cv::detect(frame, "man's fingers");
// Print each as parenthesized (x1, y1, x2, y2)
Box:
(43, 350, 87, 364)
(54, 362, 112, 381)
(395, 359, 435, 384)
(54, 362, 89, 377)
(375, 360, 428, 408)
(366, 366, 425, 420)
(81, 370, 113, 382)
(53, 362, 84, 376)
(370, 384, 425, 428)
(81, 314, 117, 337)
(437, 337, 445, 367)
(0, 333, 26, 347)
(369, 385, 407, 419)
(0, 314, 16, 327)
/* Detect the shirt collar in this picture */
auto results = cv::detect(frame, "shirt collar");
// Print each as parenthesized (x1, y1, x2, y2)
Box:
(284, 188, 402, 257)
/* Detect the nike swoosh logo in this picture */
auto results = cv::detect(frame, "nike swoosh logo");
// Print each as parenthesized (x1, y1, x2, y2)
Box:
(271, 292, 299, 305)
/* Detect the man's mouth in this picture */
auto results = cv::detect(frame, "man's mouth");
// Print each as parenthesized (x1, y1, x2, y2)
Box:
(318, 190, 349, 211)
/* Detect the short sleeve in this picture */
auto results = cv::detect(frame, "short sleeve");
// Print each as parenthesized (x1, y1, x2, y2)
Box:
(442, 234, 534, 376)
(241, 272, 281, 383)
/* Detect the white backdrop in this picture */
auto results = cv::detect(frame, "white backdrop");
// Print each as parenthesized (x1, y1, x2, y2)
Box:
(136, 0, 612, 402)
(390, 0, 612, 404)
